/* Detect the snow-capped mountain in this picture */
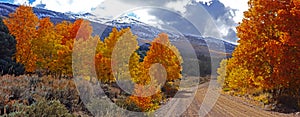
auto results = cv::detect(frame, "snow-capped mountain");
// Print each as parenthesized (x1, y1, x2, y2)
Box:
(0, 2, 236, 57)
(0, 2, 96, 22)
(0, 3, 74, 20)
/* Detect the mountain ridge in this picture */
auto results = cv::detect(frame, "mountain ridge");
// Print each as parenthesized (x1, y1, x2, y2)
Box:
(0, 2, 236, 57)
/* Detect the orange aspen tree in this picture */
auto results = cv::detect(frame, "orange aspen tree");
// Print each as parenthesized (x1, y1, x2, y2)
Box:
(142, 33, 183, 84)
(4, 5, 38, 72)
(218, 0, 300, 95)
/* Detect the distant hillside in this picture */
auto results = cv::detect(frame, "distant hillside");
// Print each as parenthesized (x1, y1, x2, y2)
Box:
(0, 2, 236, 58)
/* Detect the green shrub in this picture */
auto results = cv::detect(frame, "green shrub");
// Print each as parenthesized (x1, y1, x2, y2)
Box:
(27, 99, 74, 117)
(0, 75, 90, 116)
(86, 98, 128, 117)
(3, 99, 74, 117)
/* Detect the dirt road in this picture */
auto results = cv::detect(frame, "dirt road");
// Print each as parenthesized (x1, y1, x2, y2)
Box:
(157, 80, 293, 117)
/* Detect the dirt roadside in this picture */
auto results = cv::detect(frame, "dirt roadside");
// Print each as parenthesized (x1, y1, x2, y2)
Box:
(161, 81, 295, 117)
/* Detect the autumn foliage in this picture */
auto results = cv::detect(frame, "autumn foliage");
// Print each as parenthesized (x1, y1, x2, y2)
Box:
(3, 5, 96, 77)
(95, 28, 182, 112)
(128, 84, 163, 112)
(95, 28, 139, 83)
(142, 33, 182, 83)
(218, 0, 300, 108)
(4, 5, 39, 73)
(3, 5, 183, 113)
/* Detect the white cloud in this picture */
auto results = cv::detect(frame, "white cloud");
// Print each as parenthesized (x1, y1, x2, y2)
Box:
(192, 0, 249, 23)
(133, 10, 158, 24)
(194, 0, 212, 4)
(91, 1, 163, 28)
(13, 0, 28, 5)
(92, 0, 135, 18)
(164, 0, 248, 23)
(14, 0, 105, 13)
(218, 0, 249, 23)
(12, 0, 249, 23)
(165, 0, 192, 14)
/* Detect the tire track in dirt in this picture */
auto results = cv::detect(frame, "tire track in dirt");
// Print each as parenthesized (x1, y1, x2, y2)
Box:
(176, 81, 291, 117)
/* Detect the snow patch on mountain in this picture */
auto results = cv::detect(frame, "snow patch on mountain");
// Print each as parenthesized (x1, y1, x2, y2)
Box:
(0, 2, 236, 54)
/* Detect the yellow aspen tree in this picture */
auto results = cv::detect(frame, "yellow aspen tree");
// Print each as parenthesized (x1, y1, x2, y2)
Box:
(95, 27, 139, 83)
(32, 17, 62, 74)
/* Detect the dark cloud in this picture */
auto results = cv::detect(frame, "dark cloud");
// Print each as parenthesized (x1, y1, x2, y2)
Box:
(93, 0, 239, 42)
(199, 0, 237, 28)
(200, 0, 229, 19)
(223, 28, 237, 42)
(147, 9, 201, 35)
(196, 0, 238, 41)
(146, 0, 239, 42)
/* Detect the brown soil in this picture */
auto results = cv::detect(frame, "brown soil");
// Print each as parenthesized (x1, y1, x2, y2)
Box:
(156, 79, 295, 117)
